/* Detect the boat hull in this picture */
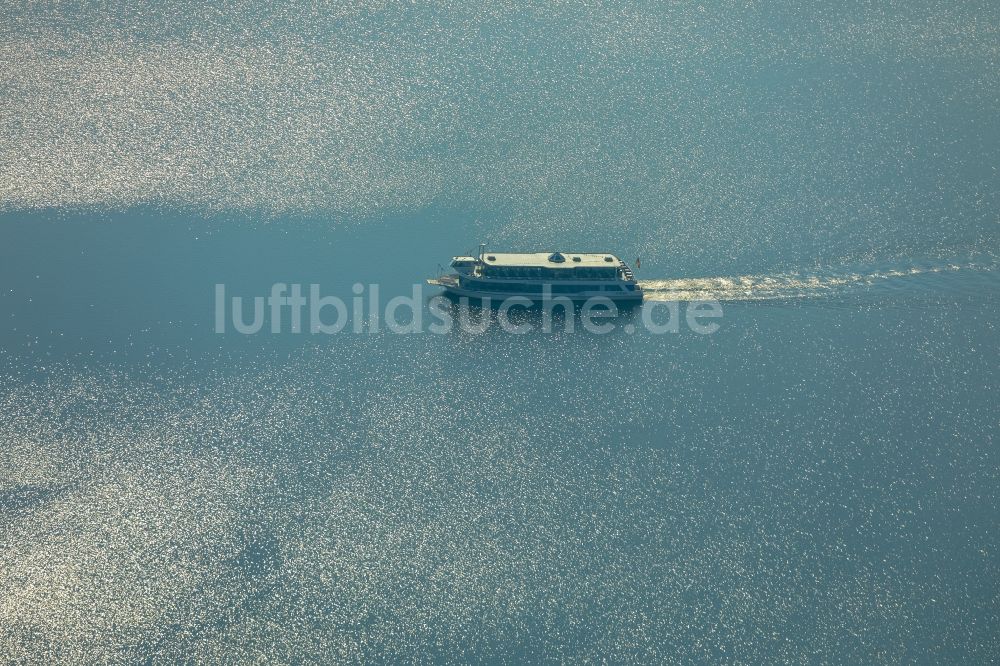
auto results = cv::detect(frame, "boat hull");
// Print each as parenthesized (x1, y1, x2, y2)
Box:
(427, 276, 644, 304)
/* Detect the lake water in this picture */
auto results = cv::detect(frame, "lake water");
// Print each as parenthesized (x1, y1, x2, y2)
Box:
(1, 2, 998, 662)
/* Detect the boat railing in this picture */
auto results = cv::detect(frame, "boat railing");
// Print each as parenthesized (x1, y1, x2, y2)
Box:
(475, 267, 635, 281)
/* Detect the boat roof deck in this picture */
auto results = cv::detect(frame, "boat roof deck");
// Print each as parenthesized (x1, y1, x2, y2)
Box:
(479, 252, 621, 267)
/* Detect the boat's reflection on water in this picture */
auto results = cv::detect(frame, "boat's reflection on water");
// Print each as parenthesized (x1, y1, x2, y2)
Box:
(431, 292, 644, 336)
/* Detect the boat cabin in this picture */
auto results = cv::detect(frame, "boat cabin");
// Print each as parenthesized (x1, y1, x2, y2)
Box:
(452, 252, 626, 280)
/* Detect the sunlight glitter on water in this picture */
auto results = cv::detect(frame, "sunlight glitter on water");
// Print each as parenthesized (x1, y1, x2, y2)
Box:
(1, 0, 998, 662)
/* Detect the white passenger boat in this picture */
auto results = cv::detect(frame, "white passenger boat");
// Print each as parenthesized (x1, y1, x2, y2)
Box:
(427, 245, 643, 303)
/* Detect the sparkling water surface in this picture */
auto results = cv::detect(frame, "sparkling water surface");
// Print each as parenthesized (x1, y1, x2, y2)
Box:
(1, 1, 998, 662)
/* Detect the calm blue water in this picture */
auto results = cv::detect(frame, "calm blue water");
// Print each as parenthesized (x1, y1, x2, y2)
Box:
(1, 2, 999, 662)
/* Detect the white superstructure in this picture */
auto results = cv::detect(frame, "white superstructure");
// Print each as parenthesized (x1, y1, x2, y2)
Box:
(428, 245, 643, 303)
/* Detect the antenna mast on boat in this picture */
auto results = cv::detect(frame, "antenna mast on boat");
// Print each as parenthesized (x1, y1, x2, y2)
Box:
(478, 243, 486, 262)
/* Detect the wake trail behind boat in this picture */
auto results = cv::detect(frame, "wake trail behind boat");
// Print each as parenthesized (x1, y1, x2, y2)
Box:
(638, 259, 1000, 302)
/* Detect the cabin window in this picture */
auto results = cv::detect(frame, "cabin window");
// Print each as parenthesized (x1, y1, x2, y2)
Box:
(552, 284, 594, 293)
